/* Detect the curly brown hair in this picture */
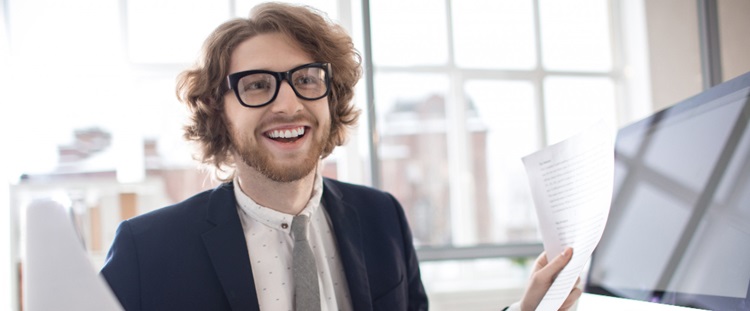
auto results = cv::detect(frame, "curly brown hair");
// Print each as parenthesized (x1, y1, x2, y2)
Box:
(176, 2, 362, 181)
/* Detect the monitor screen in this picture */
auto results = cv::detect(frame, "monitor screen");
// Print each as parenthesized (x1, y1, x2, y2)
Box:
(585, 71, 750, 311)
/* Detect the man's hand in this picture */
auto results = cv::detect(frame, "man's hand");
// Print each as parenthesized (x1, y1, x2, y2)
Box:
(519, 247, 582, 311)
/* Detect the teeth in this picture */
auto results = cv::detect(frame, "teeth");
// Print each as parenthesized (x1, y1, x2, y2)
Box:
(268, 127, 305, 139)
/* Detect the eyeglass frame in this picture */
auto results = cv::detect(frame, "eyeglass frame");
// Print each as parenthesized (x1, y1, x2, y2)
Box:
(226, 62, 332, 108)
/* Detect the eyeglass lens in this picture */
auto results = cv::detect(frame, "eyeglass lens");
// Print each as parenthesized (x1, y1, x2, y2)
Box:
(236, 67, 327, 107)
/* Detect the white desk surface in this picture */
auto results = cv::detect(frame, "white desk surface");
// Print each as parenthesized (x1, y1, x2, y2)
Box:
(577, 293, 709, 311)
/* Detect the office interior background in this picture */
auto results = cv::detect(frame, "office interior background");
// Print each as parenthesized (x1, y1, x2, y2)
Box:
(0, 0, 748, 310)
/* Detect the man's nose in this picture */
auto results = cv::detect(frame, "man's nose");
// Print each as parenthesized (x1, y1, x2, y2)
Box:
(270, 81, 303, 114)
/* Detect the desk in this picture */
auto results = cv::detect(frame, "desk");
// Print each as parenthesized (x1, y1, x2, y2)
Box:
(577, 293, 709, 311)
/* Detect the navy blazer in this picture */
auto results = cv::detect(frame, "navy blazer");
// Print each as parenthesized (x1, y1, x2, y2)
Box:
(101, 178, 428, 310)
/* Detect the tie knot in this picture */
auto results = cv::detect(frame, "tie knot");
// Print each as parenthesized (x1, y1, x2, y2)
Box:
(292, 214, 310, 241)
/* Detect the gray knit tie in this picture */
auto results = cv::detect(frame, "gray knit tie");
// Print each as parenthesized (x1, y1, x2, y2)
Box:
(292, 214, 320, 311)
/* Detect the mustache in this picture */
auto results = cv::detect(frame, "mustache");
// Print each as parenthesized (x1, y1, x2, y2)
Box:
(257, 113, 318, 130)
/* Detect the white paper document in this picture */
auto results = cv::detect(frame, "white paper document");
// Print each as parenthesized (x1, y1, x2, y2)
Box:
(24, 199, 124, 311)
(522, 120, 615, 311)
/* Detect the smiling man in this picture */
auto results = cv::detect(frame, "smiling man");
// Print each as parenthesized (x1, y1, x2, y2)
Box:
(100, 3, 579, 311)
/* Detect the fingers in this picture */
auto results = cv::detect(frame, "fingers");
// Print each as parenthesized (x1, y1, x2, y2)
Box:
(520, 248, 577, 311)
(536, 247, 573, 281)
(532, 251, 548, 273)
(558, 285, 582, 311)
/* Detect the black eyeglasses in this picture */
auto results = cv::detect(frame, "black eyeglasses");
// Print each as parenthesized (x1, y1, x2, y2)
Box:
(226, 62, 331, 108)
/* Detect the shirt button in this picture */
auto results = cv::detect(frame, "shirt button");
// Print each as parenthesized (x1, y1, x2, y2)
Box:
(281, 223, 289, 229)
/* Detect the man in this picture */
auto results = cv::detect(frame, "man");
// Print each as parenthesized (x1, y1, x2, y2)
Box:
(101, 3, 580, 311)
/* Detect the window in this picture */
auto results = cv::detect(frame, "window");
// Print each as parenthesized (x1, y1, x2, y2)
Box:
(235, 0, 339, 20)
(127, 0, 229, 64)
(370, 0, 619, 249)
(452, 0, 536, 70)
(538, 0, 612, 72)
(365, 0, 625, 302)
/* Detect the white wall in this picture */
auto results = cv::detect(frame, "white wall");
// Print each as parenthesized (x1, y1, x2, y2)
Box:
(644, 0, 750, 112)
(718, 0, 750, 82)
(644, 0, 703, 112)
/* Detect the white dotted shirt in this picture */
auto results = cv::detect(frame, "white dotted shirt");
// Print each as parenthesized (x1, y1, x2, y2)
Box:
(233, 169, 352, 311)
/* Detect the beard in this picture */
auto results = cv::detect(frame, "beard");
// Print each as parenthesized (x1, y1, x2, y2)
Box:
(230, 115, 329, 183)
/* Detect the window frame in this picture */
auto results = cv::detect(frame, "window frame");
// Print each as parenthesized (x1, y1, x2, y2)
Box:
(361, 0, 628, 259)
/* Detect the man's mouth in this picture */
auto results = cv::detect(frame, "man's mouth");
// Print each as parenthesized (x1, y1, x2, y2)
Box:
(264, 126, 307, 143)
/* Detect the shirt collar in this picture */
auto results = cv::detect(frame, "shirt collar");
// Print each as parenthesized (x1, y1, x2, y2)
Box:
(233, 161, 324, 231)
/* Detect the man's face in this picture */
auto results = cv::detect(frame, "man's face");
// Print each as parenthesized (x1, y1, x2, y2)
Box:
(223, 33, 331, 182)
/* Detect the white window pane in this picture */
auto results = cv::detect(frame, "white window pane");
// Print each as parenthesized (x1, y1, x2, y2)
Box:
(234, 0, 339, 20)
(1, 2, 14, 181)
(375, 73, 451, 246)
(452, 0, 536, 70)
(130, 76, 187, 138)
(1, 4, 9, 72)
(5, 0, 127, 177)
(370, 0, 448, 66)
(8, 0, 121, 69)
(374, 73, 450, 124)
(130, 76, 195, 166)
(465, 80, 540, 243)
(539, 0, 612, 72)
(127, 0, 229, 64)
(543, 76, 616, 144)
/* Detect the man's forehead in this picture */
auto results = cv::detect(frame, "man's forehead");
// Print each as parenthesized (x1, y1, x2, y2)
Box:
(228, 33, 313, 72)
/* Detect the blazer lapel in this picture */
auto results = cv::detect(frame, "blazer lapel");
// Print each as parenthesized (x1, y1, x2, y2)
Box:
(322, 179, 373, 311)
(201, 183, 260, 311)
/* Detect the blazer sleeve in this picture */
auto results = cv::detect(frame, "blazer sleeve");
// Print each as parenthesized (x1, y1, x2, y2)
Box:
(100, 220, 141, 311)
(389, 193, 429, 311)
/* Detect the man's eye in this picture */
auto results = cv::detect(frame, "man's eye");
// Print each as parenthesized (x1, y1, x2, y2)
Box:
(243, 80, 271, 91)
(295, 76, 321, 87)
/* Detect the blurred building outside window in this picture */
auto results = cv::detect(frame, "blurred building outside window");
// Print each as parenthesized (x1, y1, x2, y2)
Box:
(368, 0, 627, 304)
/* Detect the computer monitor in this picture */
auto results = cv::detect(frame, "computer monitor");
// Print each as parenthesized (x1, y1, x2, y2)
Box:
(585, 71, 750, 310)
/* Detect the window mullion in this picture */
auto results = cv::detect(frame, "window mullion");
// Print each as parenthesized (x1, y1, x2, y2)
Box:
(531, 0, 548, 149)
(444, 0, 476, 246)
